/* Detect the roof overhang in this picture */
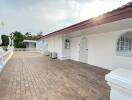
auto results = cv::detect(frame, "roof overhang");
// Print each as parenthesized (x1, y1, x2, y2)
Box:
(23, 40, 38, 43)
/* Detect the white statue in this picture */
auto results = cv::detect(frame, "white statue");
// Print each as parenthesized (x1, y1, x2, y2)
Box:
(11, 33, 14, 48)
(7, 36, 12, 49)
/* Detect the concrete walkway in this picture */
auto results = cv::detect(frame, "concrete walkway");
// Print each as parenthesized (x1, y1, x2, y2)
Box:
(0, 52, 110, 100)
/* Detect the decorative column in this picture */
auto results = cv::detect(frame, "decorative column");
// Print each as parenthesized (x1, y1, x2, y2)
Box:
(11, 37, 14, 49)
(10, 33, 14, 49)
(105, 68, 132, 100)
(7, 36, 12, 49)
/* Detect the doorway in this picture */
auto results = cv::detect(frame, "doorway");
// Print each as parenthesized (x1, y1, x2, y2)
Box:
(79, 37, 88, 63)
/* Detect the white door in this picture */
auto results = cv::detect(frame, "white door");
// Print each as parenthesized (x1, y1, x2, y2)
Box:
(70, 37, 80, 61)
(79, 37, 88, 63)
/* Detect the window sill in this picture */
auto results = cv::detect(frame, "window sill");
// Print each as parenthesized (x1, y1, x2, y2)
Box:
(116, 52, 132, 57)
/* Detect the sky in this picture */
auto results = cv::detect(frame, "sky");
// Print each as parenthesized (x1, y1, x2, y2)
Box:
(0, 0, 131, 35)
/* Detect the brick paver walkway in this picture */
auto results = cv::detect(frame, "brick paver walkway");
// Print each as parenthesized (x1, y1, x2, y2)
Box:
(0, 52, 110, 100)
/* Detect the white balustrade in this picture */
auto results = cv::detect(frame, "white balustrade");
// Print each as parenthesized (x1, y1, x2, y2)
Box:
(0, 49, 13, 72)
(105, 68, 132, 100)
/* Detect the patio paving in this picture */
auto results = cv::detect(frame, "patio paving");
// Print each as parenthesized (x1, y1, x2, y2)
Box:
(0, 52, 110, 100)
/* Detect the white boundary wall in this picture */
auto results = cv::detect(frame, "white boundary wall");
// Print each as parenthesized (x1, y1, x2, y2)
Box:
(0, 49, 13, 72)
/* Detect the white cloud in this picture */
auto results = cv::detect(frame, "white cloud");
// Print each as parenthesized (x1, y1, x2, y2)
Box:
(0, 0, 131, 35)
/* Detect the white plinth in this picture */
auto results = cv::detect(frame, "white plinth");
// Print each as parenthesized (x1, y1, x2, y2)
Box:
(105, 68, 132, 100)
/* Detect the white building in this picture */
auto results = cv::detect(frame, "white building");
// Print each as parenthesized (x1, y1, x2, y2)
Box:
(23, 39, 47, 51)
(40, 3, 132, 70)
(23, 40, 37, 48)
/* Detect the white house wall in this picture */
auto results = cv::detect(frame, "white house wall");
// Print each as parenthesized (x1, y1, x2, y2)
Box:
(46, 35, 63, 59)
(43, 17, 132, 70)
(87, 29, 132, 70)
(69, 18, 132, 70)
(61, 36, 70, 60)
(36, 40, 46, 50)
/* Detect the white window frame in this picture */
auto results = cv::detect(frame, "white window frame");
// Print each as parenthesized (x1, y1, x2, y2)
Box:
(117, 36, 132, 57)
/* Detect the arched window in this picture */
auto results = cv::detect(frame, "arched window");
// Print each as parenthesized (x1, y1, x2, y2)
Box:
(117, 31, 132, 56)
(65, 39, 70, 49)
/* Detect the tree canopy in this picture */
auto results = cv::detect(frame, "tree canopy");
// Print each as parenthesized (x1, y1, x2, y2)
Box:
(12, 31, 26, 48)
(1, 35, 9, 46)
(1, 31, 43, 48)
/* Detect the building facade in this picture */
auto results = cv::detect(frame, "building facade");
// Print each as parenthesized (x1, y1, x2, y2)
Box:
(40, 3, 132, 70)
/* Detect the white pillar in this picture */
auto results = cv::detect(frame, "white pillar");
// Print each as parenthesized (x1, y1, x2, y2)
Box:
(105, 68, 132, 100)
(11, 39, 14, 49)
(11, 33, 14, 49)
(7, 36, 12, 49)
